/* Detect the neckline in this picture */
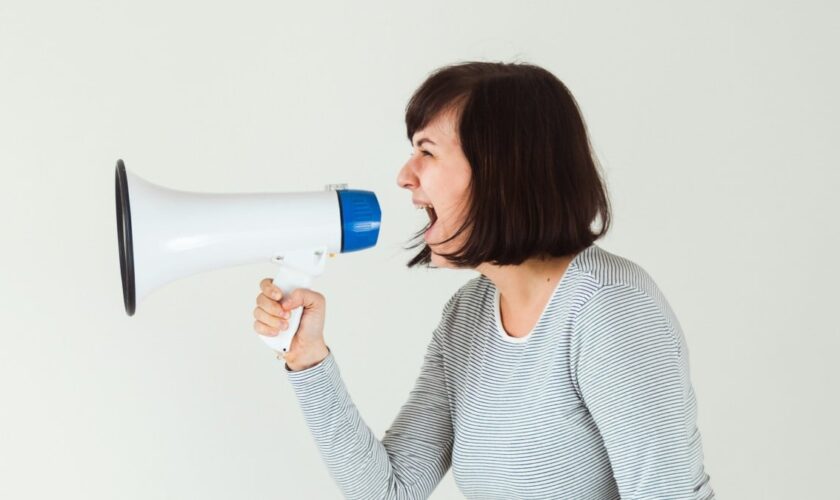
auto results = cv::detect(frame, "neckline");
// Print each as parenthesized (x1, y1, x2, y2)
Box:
(492, 246, 590, 343)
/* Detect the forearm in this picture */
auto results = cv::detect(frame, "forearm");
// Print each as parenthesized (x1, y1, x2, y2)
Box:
(285, 351, 405, 499)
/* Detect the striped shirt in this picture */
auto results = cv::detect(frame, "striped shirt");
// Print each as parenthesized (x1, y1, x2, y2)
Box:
(285, 243, 716, 499)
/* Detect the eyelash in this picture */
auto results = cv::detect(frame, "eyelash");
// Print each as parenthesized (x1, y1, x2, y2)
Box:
(409, 150, 433, 158)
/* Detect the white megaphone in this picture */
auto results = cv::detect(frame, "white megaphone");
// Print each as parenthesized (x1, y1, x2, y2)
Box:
(114, 159, 381, 353)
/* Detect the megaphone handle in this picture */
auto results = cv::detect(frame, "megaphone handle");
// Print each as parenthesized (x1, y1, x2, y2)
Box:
(259, 265, 312, 354)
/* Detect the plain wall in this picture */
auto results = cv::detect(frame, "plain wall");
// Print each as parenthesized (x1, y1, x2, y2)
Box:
(1, 1, 838, 498)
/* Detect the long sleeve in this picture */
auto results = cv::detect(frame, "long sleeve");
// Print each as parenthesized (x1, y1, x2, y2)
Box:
(285, 307, 455, 499)
(571, 284, 703, 500)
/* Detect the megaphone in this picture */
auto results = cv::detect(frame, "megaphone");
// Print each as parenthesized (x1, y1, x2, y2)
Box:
(114, 159, 381, 353)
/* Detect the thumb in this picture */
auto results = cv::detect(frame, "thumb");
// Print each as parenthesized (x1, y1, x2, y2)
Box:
(280, 288, 316, 311)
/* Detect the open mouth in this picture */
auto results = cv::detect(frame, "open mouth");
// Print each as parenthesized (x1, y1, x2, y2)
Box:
(425, 206, 438, 228)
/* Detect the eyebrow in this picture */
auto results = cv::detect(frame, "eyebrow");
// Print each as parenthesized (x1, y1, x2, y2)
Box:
(413, 137, 437, 148)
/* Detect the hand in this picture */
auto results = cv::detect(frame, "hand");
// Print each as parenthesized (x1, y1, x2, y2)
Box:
(253, 278, 329, 370)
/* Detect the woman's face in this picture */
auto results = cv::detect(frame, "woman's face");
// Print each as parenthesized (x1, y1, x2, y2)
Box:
(396, 109, 472, 269)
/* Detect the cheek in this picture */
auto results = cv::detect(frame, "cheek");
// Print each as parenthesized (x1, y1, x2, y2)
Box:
(439, 193, 469, 231)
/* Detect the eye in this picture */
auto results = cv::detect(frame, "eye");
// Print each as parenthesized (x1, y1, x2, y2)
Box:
(409, 149, 433, 159)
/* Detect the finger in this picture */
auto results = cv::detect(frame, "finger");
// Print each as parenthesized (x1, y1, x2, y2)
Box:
(254, 319, 287, 337)
(257, 294, 289, 317)
(254, 320, 288, 337)
(260, 278, 283, 300)
(253, 306, 287, 329)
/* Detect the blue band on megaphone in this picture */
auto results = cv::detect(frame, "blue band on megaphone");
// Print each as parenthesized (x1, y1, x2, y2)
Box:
(337, 189, 381, 253)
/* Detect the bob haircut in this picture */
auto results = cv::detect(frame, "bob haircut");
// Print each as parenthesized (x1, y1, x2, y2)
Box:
(404, 61, 612, 269)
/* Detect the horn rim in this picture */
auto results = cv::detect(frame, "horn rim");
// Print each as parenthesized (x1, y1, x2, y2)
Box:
(115, 159, 136, 315)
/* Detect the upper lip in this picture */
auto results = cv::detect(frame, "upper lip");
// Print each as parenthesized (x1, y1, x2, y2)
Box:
(412, 199, 433, 206)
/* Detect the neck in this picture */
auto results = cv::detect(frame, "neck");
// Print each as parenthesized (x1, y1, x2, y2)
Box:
(476, 253, 578, 313)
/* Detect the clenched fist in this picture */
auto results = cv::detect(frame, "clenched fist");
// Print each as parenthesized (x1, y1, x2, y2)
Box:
(253, 278, 330, 371)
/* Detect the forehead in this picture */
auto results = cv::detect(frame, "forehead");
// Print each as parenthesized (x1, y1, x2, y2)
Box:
(412, 108, 460, 146)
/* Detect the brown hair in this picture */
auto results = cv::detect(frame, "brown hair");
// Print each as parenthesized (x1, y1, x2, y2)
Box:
(403, 61, 612, 268)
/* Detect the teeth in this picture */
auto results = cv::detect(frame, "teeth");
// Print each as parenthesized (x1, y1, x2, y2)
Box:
(414, 204, 433, 210)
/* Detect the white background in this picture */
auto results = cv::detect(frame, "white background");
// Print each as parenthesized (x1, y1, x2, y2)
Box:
(1, 1, 838, 498)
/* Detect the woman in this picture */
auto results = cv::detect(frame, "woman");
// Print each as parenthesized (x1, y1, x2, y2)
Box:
(253, 61, 716, 499)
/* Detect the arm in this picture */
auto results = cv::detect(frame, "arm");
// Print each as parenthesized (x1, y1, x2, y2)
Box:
(571, 284, 699, 499)
(285, 305, 455, 499)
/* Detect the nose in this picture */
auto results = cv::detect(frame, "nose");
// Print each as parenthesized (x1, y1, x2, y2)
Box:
(396, 155, 418, 190)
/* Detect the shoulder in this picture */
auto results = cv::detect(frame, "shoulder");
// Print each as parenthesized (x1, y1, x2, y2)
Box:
(571, 245, 685, 356)
(576, 245, 677, 321)
(573, 244, 665, 298)
(439, 273, 492, 319)
(429, 274, 493, 346)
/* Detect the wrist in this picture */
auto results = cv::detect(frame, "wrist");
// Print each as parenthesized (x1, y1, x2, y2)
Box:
(285, 342, 330, 372)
